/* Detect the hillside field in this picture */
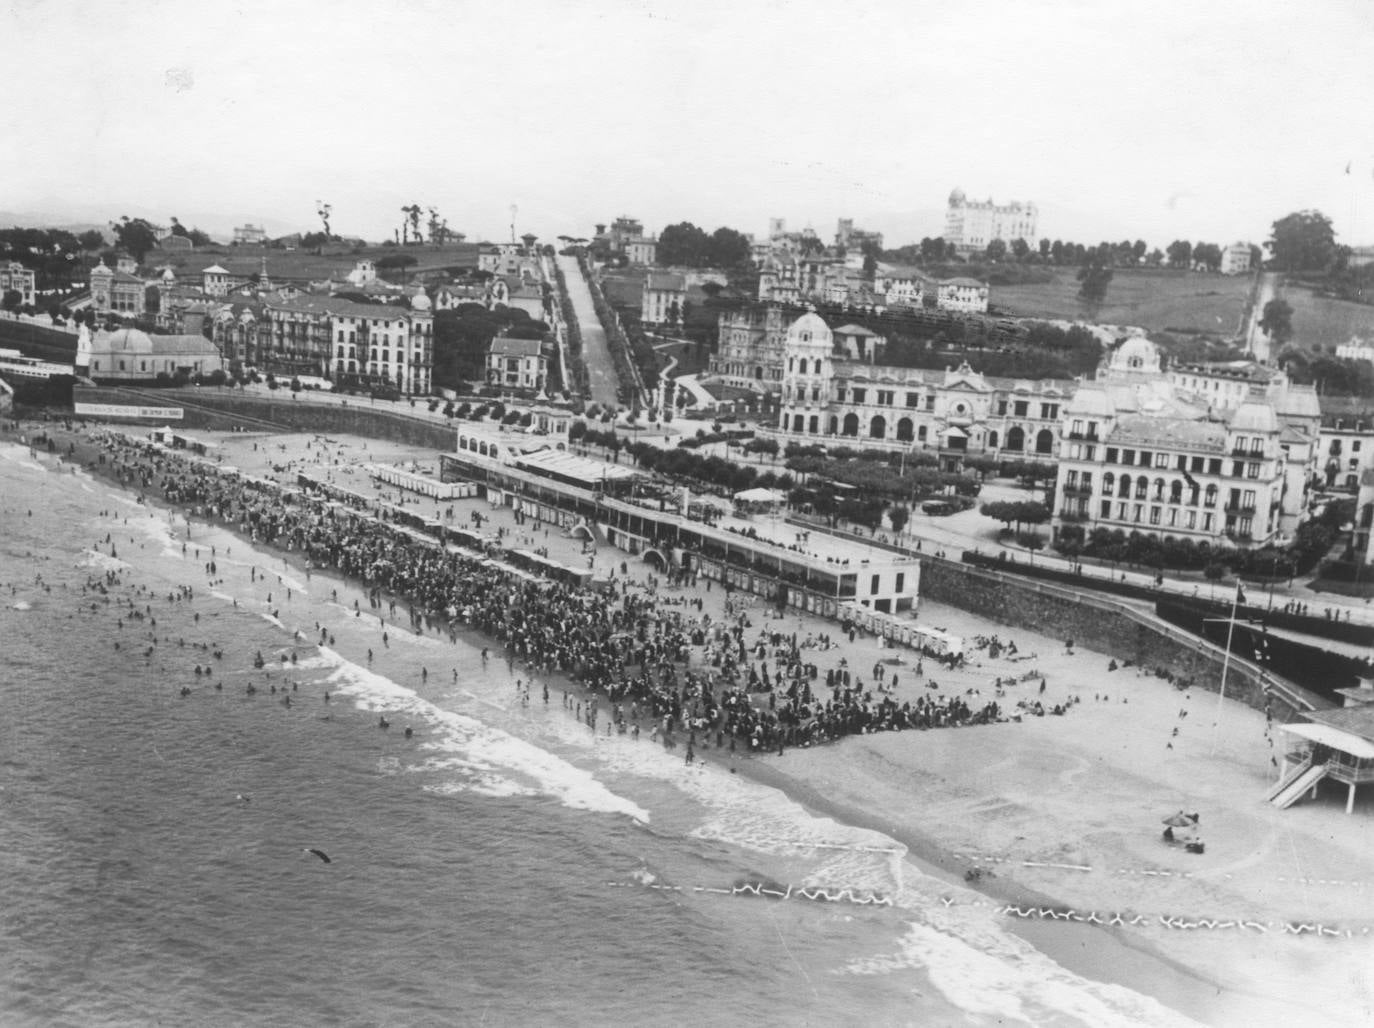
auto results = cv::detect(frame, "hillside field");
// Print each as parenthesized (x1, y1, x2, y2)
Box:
(1281, 285, 1374, 351)
(989, 268, 1253, 335)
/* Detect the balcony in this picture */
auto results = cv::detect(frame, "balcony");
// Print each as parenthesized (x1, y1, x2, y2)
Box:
(1067, 431, 1099, 442)
(1061, 483, 1093, 496)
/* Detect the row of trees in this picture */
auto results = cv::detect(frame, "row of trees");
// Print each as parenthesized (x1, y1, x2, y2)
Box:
(1052, 503, 1345, 579)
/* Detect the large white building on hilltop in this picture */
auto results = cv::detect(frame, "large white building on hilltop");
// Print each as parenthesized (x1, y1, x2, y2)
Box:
(776, 312, 1074, 471)
(943, 189, 1038, 256)
(1052, 338, 1320, 550)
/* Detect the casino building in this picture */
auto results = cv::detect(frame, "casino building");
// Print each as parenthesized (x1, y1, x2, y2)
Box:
(775, 312, 1074, 470)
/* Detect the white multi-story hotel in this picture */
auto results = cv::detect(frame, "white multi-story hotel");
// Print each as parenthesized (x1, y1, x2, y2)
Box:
(1052, 337, 1319, 549)
(943, 189, 1038, 256)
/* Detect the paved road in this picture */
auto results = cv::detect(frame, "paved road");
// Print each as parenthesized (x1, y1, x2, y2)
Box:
(1245, 271, 1280, 362)
(556, 254, 622, 409)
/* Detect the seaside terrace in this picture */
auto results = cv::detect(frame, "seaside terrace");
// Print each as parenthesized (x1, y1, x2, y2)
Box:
(439, 438, 918, 618)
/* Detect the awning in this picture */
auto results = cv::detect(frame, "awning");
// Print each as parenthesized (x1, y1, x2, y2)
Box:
(1278, 722, 1374, 759)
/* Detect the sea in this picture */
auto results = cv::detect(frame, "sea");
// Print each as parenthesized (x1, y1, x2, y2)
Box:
(0, 439, 1194, 1027)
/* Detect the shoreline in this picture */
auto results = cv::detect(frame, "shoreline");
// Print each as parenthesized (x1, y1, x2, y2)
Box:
(12, 421, 1372, 1025)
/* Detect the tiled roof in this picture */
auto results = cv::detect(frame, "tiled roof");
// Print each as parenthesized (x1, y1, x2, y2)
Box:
(1108, 414, 1227, 450)
(940, 277, 987, 288)
(489, 336, 543, 358)
(645, 271, 686, 291)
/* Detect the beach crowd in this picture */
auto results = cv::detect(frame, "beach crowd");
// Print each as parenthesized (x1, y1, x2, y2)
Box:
(86, 428, 1068, 756)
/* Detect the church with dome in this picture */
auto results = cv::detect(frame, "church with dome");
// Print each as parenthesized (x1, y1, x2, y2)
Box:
(1052, 335, 1321, 549)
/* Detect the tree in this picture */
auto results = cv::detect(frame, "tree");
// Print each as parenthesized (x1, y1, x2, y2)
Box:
(706, 226, 752, 269)
(887, 504, 910, 535)
(77, 229, 105, 251)
(1, 289, 20, 312)
(861, 240, 881, 277)
(984, 238, 1008, 262)
(1049, 239, 1064, 264)
(168, 217, 189, 237)
(1132, 239, 1148, 264)
(316, 201, 332, 237)
(188, 227, 213, 247)
(1193, 242, 1222, 272)
(1259, 298, 1294, 345)
(1038, 238, 1052, 259)
(1077, 255, 1114, 311)
(1267, 210, 1336, 272)
(657, 222, 710, 266)
(401, 204, 423, 244)
(1010, 237, 1031, 261)
(1166, 239, 1192, 268)
(110, 216, 158, 262)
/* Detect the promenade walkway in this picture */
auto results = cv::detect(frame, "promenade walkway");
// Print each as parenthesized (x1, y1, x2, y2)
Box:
(555, 254, 621, 408)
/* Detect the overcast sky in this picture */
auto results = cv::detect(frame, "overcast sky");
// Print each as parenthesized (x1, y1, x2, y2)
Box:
(4, 0, 1373, 250)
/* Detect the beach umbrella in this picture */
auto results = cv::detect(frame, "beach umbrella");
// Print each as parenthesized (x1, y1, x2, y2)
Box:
(1161, 811, 1197, 827)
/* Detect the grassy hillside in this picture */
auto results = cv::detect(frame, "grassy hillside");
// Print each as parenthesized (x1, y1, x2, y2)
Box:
(990, 268, 1252, 335)
(1282, 285, 1374, 351)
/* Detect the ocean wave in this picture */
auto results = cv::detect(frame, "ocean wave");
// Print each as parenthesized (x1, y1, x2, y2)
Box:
(844, 917, 1194, 1027)
(318, 647, 648, 822)
(78, 549, 131, 573)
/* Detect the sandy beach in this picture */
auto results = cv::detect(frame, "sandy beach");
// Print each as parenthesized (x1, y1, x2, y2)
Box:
(30, 420, 1374, 1025)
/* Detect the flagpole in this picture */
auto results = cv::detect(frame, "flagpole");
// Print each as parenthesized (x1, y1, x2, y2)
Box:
(1211, 582, 1242, 755)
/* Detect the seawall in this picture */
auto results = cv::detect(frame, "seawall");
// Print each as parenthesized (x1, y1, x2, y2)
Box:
(74, 385, 457, 449)
(919, 558, 1316, 719)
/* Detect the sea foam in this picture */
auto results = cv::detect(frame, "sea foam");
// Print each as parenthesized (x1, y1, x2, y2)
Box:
(318, 647, 648, 822)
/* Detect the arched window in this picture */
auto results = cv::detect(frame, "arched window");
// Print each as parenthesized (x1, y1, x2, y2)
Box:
(794, 414, 806, 432)
(1118, 474, 1131, 497)
(787, 357, 794, 372)
(987, 430, 998, 449)
(1170, 480, 1183, 503)
(842, 413, 859, 437)
(1103, 473, 1115, 492)
(1135, 478, 1148, 500)
(813, 358, 823, 374)
(1153, 478, 1166, 500)
(828, 416, 839, 435)
(870, 415, 886, 439)
(1006, 426, 1025, 451)
(1204, 484, 1218, 507)
(896, 418, 913, 442)
(1035, 428, 1054, 454)
(809, 416, 818, 434)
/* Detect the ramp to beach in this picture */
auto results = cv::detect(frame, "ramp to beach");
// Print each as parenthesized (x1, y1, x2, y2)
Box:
(1270, 764, 1326, 809)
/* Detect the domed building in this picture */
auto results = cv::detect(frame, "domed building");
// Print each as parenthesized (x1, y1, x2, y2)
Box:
(1053, 335, 1318, 549)
(780, 312, 835, 437)
(85, 327, 223, 383)
(775, 311, 1075, 470)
